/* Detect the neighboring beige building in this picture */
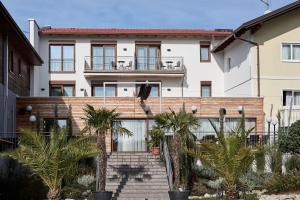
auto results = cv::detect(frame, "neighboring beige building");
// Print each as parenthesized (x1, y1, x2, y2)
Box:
(214, 0, 300, 128)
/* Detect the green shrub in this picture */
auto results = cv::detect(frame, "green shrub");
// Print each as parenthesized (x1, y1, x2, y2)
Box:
(285, 155, 300, 172)
(279, 120, 300, 154)
(264, 170, 300, 194)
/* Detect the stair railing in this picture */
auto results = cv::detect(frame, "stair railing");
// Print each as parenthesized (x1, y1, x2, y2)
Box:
(162, 139, 173, 190)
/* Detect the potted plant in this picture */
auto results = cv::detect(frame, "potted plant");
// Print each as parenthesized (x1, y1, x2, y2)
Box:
(82, 105, 131, 200)
(154, 107, 199, 200)
(148, 127, 164, 155)
(2, 129, 96, 200)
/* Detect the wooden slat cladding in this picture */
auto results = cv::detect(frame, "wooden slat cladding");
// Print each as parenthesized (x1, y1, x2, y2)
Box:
(17, 97, 264, 131)
(17, 97, 264, 152)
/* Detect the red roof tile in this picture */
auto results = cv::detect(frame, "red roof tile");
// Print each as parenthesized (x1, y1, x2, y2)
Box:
(39, 28, 231, 36)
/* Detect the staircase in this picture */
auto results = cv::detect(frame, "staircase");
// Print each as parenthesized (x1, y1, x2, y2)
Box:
(106, 152, 170, 200)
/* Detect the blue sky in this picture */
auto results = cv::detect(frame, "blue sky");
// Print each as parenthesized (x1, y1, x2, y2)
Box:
(1, 0, 296, 33)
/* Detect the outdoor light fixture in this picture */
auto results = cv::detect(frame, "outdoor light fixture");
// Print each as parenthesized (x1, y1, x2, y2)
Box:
(144, 105, 150, 114)
(272, 118, 278, 144)
(266, 116, 272, 145)
(238, 106, 244, 114)
(29, 115, 37, 123)
(26, 105, 33, 112)
(191, 106, 197, 114)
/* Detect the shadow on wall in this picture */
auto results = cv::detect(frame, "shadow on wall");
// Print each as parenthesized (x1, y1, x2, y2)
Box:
(0, 157, 47, 200)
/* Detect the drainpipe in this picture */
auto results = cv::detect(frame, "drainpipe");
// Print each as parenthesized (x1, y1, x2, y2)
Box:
(234, 34, 261, 97)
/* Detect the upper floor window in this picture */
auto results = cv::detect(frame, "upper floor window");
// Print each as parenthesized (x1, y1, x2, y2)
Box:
(201, 81, 212, 97)
(50, 81, 75, 96)
(200, 41, 211, 62)
(91, 45, 116, 70)
(282, 43, 300, 62)
(283, 90, 300, 106)
(49, 44, 75, 72)
(91, 81, 117, 97)
(136, 43, 160, 70)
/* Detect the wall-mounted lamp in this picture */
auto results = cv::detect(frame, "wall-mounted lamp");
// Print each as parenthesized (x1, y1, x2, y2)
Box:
(29, 115, 37, 123)
(238, 106, 244, 114)
(26, 105, 33, 112)
(41, 88, 45, 91)
(191, 106, 197, 114)
(144, 105, 150, 114)
(80, 88, 85, 91)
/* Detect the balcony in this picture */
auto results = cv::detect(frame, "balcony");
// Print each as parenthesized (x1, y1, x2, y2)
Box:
(83, 56, 185, 78)
(280, 106, 300, 127)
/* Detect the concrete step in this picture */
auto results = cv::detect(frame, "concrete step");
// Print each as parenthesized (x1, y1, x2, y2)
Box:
(106, 185, 169, 190)
(107, 174, 168, 179)
(113, 198, 169, 200)
(116, 193, 169, 198)
(107, 181, 169, 186)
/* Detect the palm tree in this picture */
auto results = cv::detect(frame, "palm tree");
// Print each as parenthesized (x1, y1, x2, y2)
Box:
(2, 129, 96, 200)
(154, 107, 199, 190)
(189, 111, 256, 200)
(82, 104, 131, 192)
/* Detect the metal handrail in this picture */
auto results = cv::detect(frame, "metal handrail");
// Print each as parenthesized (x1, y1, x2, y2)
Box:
(162, 140, 173, 190)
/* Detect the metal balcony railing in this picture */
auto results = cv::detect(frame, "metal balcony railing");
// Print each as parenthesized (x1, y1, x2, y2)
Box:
(84, 56, 184, 73)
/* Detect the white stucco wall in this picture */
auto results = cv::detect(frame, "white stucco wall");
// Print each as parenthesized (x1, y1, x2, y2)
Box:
(223, 33, 254, 97)
(30, 23, 226, 98)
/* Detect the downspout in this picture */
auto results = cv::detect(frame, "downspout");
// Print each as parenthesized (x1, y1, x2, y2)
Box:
(234, 34, 261, 97)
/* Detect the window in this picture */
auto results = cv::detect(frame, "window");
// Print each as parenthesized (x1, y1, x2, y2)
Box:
(200, 41, 211, 62)
(92, 83, 117, 97)
(136, 45, 160, 70)
(50, 84, 75, 96)
(201, 81, 211, 97)
(18, 58, 22, 75)
(282, 43, 300, 62)
(43, 118, 70, 134)
(49, 44, 75, 72)
(91, 45, 116, 70)
(227, 57, 232, 69)
(136, 83, 159, 97)
(193, 118, 256, 140)
(283, 90, 300, 106)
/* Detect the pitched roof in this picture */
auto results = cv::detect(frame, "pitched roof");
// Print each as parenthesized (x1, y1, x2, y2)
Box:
(213, 0, 300, 52)
(39, 28, 232, 37)
(0, 2, 43, 65)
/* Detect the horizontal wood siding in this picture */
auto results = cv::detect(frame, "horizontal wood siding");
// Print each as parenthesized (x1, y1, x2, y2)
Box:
(16, 97, 264, 152)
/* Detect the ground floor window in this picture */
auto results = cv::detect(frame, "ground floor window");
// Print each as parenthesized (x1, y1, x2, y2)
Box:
(193, 118, 256, 140)
(43, 118, 70, 135)
(92, 84, 117, 97)
(113, 120, 147, 152)
(50, 84, 75, 96)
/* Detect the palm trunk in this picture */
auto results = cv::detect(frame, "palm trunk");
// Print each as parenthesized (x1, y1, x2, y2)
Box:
(47, 188, 60, 200)
(171, 133, 181, 190)
(97, 132, 107, 192)
(225, 184, 239, 200)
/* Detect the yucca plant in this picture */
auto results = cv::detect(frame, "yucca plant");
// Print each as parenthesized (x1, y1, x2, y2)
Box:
(2, 129, 96, 200)
(189, 110, 256, 200)
(154, 107, 199, 190)
(82, 104, 131, 193)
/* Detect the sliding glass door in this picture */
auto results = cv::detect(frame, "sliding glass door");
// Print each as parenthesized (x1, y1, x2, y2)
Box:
(136, 46, 160, 70)
(92, 45, 115, 70)
(113, 120, 146, 152)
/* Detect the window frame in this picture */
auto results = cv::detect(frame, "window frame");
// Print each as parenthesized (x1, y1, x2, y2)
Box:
(9, 50, 14, 73)
(91, 83, 117, 97)
(91, 44, 117, 70)
(283, 89, 300, 106)
(135, 44, 161, 70)
(281, 43, 300, 62)
(135, 82, 160, 97)
(49, 43, 75, 73)
(200, 81, 212, 97)
(43, 118, 71, 135)
(200, 41, 211, 62)
(49, 83, 75, 97)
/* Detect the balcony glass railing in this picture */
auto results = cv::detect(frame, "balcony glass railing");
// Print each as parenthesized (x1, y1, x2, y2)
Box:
(84, 56, 184, 72)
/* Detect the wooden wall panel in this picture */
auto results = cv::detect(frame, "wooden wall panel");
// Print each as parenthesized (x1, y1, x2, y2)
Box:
(17, 97, 265, 152)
